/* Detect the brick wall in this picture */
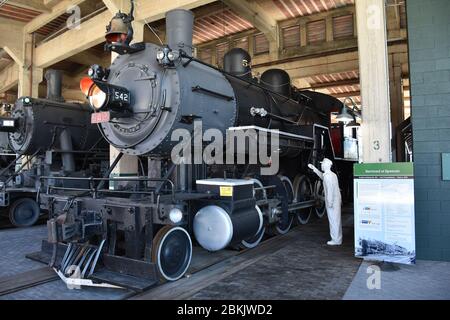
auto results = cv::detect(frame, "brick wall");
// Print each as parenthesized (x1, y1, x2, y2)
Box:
(408, 0, 450, 261)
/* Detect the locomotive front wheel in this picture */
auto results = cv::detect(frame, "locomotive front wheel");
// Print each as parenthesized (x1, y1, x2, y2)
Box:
(293, 175, 313, 225)
(268, 176, 294, 236)
(314, 180, 327, 218)
(151, 226, 192, 282)
(9, 198, 40, 228)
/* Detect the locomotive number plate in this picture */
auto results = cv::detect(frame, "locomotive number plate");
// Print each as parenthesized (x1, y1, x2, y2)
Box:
(91, 111, 111, 124)
(220, 186, 233, 197)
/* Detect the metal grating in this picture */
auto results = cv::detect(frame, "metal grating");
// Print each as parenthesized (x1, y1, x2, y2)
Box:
(307, 20, 326, 44)
(333, 14, 354, 39)
(282, 25, 301, 49)
(253, 33, 270, 55)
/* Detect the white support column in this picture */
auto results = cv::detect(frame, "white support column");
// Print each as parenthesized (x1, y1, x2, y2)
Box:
(109, 22, 146, 182)
(18, 33, 43, 98)
(356, 0, 392, 163)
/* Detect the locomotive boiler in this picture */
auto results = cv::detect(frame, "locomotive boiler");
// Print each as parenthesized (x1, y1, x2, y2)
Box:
(0, 70, 108, 227)
(33, 6, 356, 289)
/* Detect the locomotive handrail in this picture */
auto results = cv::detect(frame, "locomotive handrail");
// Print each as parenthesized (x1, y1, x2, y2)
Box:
(0, 149, 41, 191)
(39, 176, 176, 200)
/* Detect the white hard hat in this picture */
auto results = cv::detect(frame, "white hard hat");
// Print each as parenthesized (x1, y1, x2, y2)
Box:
(320, 158, 333, 167)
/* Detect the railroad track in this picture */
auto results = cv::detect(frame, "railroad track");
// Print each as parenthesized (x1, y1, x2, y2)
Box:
(0, 219, 328, 299)
(0, 267, 58, 296)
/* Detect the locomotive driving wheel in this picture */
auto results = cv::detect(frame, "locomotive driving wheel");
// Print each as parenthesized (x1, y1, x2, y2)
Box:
(9, 198, 40, 228)
(151, 226, 192, 281)
(314, 180, 327, 218)
(293, 175, 313, 225)
(268, 176, 294, 236)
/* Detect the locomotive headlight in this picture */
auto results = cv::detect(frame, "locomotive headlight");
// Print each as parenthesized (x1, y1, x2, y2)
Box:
(80, 77, 106, 110)
(167, 51, 179, 62)
(23, 97, 32, 105)
(89, 86, 108, 110)
(156, 50, 165, 61)
(169, 208, 183, 224)
(80, 77, 130, 112)
(157, 46, 176, 66)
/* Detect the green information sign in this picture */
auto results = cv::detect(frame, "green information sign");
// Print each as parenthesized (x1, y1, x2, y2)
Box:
(354, 163, 416, 265)
(354, 163, 414, 178)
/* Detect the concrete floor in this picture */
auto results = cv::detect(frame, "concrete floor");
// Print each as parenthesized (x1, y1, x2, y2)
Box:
(344, 260, 450, 300)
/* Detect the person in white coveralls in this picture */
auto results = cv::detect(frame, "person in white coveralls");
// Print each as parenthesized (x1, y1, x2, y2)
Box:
(308, 158, 343, 246)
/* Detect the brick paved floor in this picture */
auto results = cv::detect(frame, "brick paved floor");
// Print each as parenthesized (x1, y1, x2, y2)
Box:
(0, 225, 47, 278)
(190, 212, 361, 300)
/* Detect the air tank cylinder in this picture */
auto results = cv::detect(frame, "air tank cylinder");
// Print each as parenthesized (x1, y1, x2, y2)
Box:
(193, 205, 263, 252)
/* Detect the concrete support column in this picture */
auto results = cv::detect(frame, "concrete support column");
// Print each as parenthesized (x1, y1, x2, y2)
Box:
(109, 22, 146, 179)
(356, 0, 392, 163)
(18, 33, 43, 98)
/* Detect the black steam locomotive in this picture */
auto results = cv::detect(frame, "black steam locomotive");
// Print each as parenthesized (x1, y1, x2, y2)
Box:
(0, 70, 109, 227)
(31, 7, 357, 289)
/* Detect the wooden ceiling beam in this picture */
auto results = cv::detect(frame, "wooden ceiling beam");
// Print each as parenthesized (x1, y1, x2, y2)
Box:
(6, 0, 50, 13)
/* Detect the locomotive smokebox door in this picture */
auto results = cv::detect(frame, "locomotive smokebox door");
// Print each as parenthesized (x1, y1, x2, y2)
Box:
(196, 178, 254, 201)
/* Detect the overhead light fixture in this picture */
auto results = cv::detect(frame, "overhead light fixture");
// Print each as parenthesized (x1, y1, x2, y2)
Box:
(346, 120, 361, 129)
(337, 97, 361, 125)
(336, 104, 353, 124)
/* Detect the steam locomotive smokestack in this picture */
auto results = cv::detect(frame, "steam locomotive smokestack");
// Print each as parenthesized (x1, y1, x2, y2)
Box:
(45, 70, 65, 102)
(165, 9, 194, 54)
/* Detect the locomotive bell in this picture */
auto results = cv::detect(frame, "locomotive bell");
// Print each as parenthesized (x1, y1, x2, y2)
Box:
(105, 15, 129, 43)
